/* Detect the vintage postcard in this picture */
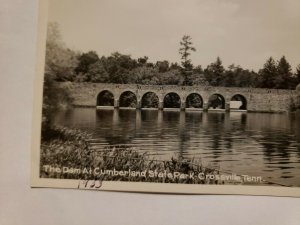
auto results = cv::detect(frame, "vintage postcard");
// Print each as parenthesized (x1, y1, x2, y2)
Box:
(31, 0, 300, 197)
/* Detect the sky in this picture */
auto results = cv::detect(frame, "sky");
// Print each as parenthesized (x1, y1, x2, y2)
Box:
(48, 0, 300, 72)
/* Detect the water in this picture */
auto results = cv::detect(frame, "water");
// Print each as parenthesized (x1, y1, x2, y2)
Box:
(54, 108, 300, 186)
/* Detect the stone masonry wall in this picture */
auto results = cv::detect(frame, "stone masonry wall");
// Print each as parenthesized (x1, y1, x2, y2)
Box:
(57, 82, 297, 112)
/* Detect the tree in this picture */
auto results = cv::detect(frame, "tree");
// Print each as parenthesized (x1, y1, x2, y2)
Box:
(223, 64, 258, 87)
(42, 77, 73, 129)
(258, 57, 277, 88)
(137, 56, 149, 66)
(158, 69, 184, 85)
(75, 51, 100, 76)
(43, 22, 75, 133)
(102, 52, 138, 83)
(193, 65, 203, 74)
(86, 60, 109, 82)
(169, 62, 181, 70)
(45, 22, 78, 81)
(155, 60, 169, 73)
(296, 65, 300, 84)
(204, 57, 225, 86)
(275, 56, 293, 89)
(223, 64, 236, 87)
(179, 35, 196, 85)
(190, 65, 206, 86)
(296, 65, 300, 107)
(189, 73, 207, 86)
(129, 66, 159, 84)
(236, 69, 258, 88)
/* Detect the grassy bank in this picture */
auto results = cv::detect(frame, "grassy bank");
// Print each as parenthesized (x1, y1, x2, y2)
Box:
(40, 127, 246, 185)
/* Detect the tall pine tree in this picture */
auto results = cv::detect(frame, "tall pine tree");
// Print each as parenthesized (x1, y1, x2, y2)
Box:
(204, 57, 225, 86)
(275, 56, 293, 89)
(258, 57, 277, 88)
(179, 35, 196, 85)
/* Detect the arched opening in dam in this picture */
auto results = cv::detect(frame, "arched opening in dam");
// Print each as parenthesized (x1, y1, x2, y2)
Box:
(119, 91, 137, 108)
(141, 92, 159, 108)
(163, 92, 181, 108)
(186, 93, 203, 108)
(230, 94, 247, 110)
(96, 90, 114, 106)
(208, 94, 225, 109)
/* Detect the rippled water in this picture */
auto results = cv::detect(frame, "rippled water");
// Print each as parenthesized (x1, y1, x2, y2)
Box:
(54, 108, 300, 186)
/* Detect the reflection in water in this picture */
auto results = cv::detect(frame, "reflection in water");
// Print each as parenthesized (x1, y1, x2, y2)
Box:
(54, 108, 300, 186)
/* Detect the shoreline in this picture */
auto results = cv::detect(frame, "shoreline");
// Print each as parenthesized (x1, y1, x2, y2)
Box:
(40, 126, 277, 186)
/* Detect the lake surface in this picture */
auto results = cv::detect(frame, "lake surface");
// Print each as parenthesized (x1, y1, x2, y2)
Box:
(54, 108, 300, 186)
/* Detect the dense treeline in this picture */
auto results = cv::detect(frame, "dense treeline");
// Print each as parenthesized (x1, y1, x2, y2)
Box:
(46, 23, 300, 90)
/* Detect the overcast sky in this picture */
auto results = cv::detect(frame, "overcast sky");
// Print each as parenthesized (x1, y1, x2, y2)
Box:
(48, 0, 300, 71)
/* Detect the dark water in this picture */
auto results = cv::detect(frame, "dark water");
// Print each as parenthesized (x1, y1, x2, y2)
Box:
(54, 108, 300, 186)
